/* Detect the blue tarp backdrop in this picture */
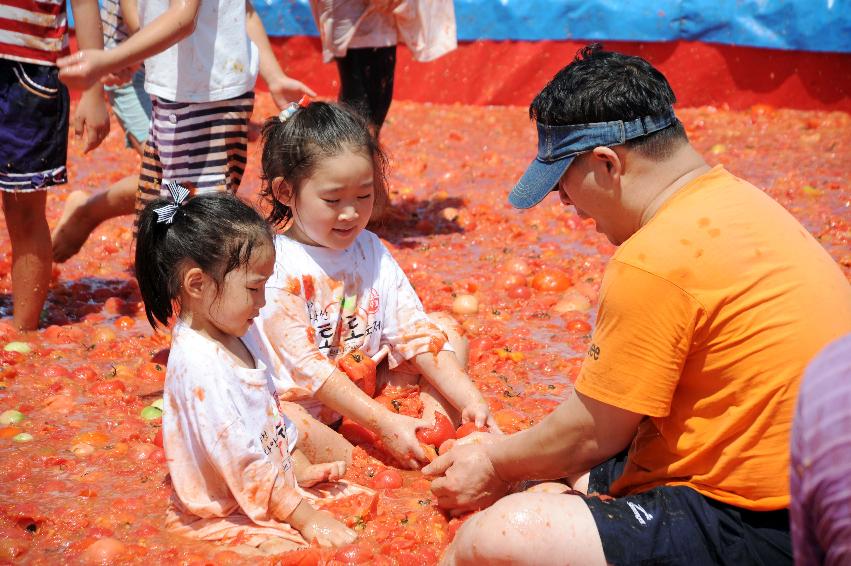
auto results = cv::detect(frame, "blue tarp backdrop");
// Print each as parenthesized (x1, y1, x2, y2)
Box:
(253, 0, 851, 53)
(70, 0, 851, 53)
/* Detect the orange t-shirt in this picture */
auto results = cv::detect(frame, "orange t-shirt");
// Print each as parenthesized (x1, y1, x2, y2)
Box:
(575, 166, 851, 511)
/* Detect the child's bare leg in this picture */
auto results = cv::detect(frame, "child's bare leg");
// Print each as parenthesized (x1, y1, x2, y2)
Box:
(3, 191, 51, 330)
(567, 471, 591, 494)
(280, 401, 353, 465)
(52, 174, 137, 262)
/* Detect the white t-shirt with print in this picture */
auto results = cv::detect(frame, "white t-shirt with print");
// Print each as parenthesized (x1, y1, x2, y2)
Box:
(163, 321, 302, 523)
(245, 230, 451, 418)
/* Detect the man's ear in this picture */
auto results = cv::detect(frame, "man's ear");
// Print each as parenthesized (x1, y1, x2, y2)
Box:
(182, 266, 207, 300)
(271, 177, 294, 205)
(590, 146, 623, 188)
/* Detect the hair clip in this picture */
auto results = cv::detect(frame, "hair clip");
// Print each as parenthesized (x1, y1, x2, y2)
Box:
(153, 181, 190, 224)
(278, 95, 312, 123)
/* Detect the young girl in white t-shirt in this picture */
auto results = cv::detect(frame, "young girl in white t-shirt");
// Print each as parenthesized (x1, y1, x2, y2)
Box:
(135, 188, 363, 554)
(246, 100, 498, 469)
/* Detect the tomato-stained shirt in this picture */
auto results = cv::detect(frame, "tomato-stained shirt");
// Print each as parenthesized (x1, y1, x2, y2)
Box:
(575, 166, 851, 511)
(245, 230, 451, 420)
(163, 321, 302, 524)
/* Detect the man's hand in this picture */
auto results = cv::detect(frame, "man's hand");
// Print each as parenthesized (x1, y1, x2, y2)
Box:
(299, 509, 357, 547)
(266, 74, 317, 111)
(378, 412, 428, 469)
(73, 87, 110, 154)
(58, 50, 113, 92)
(423, 441, 511, 515)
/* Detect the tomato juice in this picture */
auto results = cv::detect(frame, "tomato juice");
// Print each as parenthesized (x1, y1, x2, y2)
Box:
(0, 94, 848, 564)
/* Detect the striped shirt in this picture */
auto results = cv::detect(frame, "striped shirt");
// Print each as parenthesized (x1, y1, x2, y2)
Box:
(790, 333, 851, 565)
(0, 0, 69, 65)
(101, 0, 129, 50)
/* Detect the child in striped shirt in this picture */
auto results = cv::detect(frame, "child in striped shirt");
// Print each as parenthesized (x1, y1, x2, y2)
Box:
(0, 0, 110, 329)
(56, 0, 314, 220)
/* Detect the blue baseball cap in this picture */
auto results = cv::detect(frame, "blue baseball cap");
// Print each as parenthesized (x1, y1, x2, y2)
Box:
(509, 106, 679, 209)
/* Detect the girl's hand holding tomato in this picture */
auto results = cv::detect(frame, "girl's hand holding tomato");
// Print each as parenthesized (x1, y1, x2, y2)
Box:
(378, 412, 428, 469)
(416, 411, 456, 448)
(461, 401, 501, 433)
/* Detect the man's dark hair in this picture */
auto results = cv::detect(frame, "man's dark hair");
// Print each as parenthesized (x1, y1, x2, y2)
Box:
(530, 44, 688, 159)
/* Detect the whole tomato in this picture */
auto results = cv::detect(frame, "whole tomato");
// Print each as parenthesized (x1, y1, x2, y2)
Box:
(566, 318, 592, 334)
(531, 269, 572, 293)
(416, 411, 456, 448)
(455, 422, 488, 438)
(501, 273, 527, 289)
(371, 468, 403, 489)
(337, 349, 377, 397)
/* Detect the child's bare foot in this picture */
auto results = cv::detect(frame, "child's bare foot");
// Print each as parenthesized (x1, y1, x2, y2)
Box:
(296, 461, 346, 487)
(52, 191, 95, 262)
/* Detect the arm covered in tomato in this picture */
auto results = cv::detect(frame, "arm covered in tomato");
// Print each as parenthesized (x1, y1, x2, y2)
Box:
(253, 289, 428, 469)
(410, 350, 496, 430)
(424, 391, 642, 513)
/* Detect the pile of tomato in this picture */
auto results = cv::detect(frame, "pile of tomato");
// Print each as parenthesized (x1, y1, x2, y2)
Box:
(0, 93, 848, 565)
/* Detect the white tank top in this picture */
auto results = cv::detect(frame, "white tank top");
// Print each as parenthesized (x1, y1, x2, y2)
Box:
(140, 0, 259, 102)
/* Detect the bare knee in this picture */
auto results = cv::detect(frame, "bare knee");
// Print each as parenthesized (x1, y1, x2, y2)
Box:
(445, 492, 606, 566)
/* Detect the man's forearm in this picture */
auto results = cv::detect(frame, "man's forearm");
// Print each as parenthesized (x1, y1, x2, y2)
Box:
(486, 392, 631, 483)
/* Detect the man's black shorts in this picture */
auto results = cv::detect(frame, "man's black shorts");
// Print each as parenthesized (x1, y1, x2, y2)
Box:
(582, 452, 792, 565)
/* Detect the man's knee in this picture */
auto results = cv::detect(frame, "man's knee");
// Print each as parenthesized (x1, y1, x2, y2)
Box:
(446, 492, 606, 566)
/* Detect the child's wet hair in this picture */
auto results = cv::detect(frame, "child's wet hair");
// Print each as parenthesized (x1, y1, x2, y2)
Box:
(135, 192, 273, 330)
(259, 101, 389, 228)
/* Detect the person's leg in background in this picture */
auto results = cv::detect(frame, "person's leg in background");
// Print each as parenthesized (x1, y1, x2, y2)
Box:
(3, 191, 52, 330)
(336, 46, 397, 133)
(53, 69, 152, 262)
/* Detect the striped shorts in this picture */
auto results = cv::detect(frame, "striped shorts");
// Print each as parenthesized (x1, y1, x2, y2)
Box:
(135, 92, 254, 217)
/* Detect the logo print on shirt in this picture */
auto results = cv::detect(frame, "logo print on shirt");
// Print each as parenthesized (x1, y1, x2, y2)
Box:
(366, 288, 380, 314)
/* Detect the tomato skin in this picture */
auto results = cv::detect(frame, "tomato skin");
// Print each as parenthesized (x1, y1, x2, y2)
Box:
(501, 273, 527, 288)
(338, 417, 379, 445)
(504, 258, 532, 276)
(566, 318, 592, 334)
(506, 285, 532, 300)
(337, 349, 377, 397)
(334, 543, 374, 564)
(531, 269, 572, 292)
(455, 422, 487, 438)
(416, 412, 456, 448)
(371, 468, 403, 489)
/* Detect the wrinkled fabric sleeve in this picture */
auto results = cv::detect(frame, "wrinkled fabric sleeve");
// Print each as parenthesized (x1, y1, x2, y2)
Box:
(205, 411, 302, 523)
(261, 289, 339, 396)
(379, 251, 453, 367)
(575, 260, 701, 417)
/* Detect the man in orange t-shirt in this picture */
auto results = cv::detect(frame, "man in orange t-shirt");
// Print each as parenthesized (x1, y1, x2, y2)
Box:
(425, 44, 851, 566)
